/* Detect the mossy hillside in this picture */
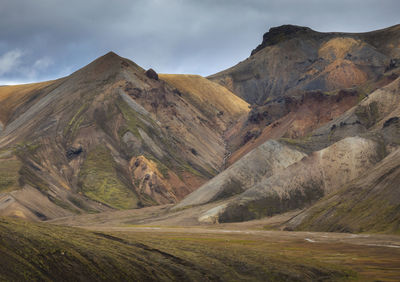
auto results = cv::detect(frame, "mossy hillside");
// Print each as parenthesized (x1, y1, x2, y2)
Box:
(296, 179, 400, 234)
(18, 165, 49, 192)
(355, 101, 379, 128)
(11, 142, 51, 192)
(0, 217, 205, 281)
(116, 98, 176, 172)
(13, 141, 41, 163)
(0, 156, 21, 193)
(279, 136, 312, 153)
(116, 97, 159, 140)
(117, 97, 213, 180)
(0, 80, 55, 125)
(63, 102, 89, 140)
(0, 217, 355, 281)
(220, 183, 325, 223)
(294, 145, 400, 234)
(46, 195, 81, 215)
(79, 145, 139, 209)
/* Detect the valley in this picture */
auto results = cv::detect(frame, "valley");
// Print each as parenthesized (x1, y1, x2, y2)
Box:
(2, 216, 400, 281)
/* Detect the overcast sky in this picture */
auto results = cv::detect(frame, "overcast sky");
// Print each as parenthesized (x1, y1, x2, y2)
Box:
(0, 0, 399, 84)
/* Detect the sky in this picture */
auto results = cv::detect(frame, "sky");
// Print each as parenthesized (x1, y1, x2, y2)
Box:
(0, 0, 399, 85)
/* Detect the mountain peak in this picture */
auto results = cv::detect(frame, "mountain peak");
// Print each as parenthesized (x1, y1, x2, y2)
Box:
(251, 24, 315, 56)
(93, 51, 123, 65)
(71, 51, 138, 81)
(102, 51, 120, 60)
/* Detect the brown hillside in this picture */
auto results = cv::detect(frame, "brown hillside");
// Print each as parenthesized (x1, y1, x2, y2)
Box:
(0, 52, 249, 220)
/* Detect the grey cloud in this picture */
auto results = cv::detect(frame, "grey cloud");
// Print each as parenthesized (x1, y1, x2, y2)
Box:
(0, 0, 399, 84)
(0, 49, 23, 76)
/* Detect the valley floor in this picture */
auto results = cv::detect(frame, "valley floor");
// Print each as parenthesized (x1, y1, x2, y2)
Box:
(101, 228, 400, 281)
(44, 206, 400, 281)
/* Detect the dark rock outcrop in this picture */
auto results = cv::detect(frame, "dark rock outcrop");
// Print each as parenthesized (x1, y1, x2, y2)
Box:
(383, 116, 400, 128)
(251, 25, 315, 56)
(66, 146, 83, 160)
(145, 68, 159, 80)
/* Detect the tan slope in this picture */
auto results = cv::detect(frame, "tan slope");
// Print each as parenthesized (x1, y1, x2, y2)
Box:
(175, 140, 306, 210)
(159, 74, 249, 119)
(199, 136, 384, 223)
(288, 147, 400, 234)
(0, 80, 55, 126)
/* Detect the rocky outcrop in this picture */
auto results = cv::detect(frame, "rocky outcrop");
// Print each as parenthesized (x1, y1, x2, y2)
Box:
(66, 146, 83, 160)
(209, 24, 400, 105)
(129, 155, 189, 204)
(145, 68, 159, 80)
(251, 25, 315, 56)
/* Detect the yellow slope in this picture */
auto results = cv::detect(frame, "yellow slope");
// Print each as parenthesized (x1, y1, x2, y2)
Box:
(160, 74, 249, 118)
(0, 80, 54, 125)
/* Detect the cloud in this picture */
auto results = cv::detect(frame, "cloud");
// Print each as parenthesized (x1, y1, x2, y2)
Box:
(33, 57, 53, 70)
(0, 49, 23, 76)
(0, 0, 399, 83)
(0, 49, 54, 83)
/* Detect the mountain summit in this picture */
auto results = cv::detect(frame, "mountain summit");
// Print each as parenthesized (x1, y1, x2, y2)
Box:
(210, 24, 400, 104)
(0, 52, 249, 220)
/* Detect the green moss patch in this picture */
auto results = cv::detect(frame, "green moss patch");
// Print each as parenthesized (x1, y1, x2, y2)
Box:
(0, 158, 22, 192)
(79, 146, 138, 209)
(355, 101, 379, 128)
(63, 102, 89, 139)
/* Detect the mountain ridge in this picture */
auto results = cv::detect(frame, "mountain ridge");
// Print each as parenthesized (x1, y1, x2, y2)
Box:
(0, 24, 399, 237)
(0, 51, 249, 220)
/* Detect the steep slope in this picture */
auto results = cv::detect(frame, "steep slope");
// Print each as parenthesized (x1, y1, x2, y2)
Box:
(0, 80, 59, 132)
(159, 74, 249, 123)
(199, 136, 384, 223)
(209, 24, 400, 166)
(195, 77, 400, 224)
(209, 24, 400, 105)
(280, 76, 400, 153)
(175, 140, 306, 210)
(288, 147, 400, 234)
(226, 88, 361, 165)
(0, 52, 249, 220)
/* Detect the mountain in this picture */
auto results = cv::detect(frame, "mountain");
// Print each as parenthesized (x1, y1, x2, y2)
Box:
(172, 24, 400, 232)
(209, 24, 400, 165)
(1, 24, 400, 236)
(0, 52, 249, 220)
(209, 24, 400, 105)
(195, 71, 400, 227)
(174, 140, 306, 210)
